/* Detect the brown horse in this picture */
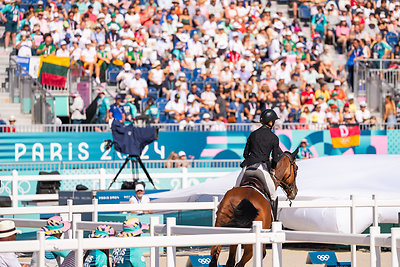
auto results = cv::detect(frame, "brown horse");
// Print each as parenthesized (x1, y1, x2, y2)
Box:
(210, 148, 299, 267)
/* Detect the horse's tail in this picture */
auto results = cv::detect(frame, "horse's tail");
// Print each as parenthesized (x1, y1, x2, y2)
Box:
(223, 198, 259, 228)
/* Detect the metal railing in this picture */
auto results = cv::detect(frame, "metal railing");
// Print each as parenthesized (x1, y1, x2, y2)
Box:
(354, 59, 400, 115)
(0, 122, 397, 133)
(0, 213, 400, 267)
(0, 159, 242, 172)
(8, 56, 57, 124)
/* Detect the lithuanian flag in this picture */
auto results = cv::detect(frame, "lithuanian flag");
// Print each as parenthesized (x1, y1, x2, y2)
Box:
(38, 56, 70, 88)
(329, 124, 361, 149)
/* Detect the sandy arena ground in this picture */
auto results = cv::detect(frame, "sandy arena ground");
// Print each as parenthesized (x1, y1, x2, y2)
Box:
(144, 246, 392, 266)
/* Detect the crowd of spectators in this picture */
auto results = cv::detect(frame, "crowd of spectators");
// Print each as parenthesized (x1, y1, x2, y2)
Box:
(3, 0, 400, 126)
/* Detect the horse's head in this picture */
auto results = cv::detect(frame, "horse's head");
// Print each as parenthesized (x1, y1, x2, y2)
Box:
(274, 147, 299, 200)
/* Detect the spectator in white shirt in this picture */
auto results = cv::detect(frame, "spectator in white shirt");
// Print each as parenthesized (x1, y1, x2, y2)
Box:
(56, 40, 70, 57)
(275, 62, 291, 84)
(165, 93, 186, 121)
(80, 40, 97, 77)
(127, 70, 148, 109)
(16, 31, 33, 57)
(117, 63, 134, 94)
(69, 38, 81, 61)
(201, 83, 217, 111)
(0, 221, 22, 267)
(185, 94, 200, 120)
(228, 32, 244, 55)
(129, 183, 152, 214)
(202, 14, 218, 37)
(355, 102, 371, 124)
(187, 33, 203, 58)
(179, 113, 195, 131)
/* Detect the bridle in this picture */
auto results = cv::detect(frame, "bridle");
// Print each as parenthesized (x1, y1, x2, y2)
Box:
(271, 152, 298, 201)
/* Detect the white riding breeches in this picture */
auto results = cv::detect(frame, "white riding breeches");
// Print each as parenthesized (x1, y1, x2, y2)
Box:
(235, 163, 277, 200)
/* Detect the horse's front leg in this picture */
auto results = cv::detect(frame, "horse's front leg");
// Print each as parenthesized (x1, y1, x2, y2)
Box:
(226, 244, 238, 267)
(235, 244, 253, 267)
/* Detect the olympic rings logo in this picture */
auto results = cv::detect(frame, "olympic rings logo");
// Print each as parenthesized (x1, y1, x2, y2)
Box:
(197, 258, 211, 264)
(316, 255, 330, 261)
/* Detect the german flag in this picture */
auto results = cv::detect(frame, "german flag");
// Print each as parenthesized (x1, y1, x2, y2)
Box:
(329, 124, 361, 149)
(38, 56, 70, 88)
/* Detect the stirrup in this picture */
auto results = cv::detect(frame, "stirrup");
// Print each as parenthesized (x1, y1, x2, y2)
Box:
(272, 197, 278, 222)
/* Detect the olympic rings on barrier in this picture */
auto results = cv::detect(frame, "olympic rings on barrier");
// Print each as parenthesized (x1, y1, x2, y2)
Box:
(198, 258, 211, 264)
(316, 255, 330, 261)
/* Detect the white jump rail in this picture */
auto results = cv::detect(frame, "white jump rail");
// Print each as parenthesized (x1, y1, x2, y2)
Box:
(0, 217, 400, 267)
(4, 169, 230, 207)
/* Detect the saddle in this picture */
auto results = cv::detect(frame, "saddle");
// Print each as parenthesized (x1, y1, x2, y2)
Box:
(240, 167, 271, 200)
(240, 167, 279, 221)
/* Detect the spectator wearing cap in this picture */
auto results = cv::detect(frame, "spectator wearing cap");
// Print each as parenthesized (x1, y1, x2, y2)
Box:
(30, 216, 71, 266)
(112, 218, 148, 267)
(326, 103, 343, 124)
(4, 115, 16, 133)
(106, 23, 121, 47)
(127, 70, 148, 109)
(343, 102, 354, 121)
(332, 80, 346, 101)
(123, 95, 137, 125)
(171, 80, 188, 103)
(346, 40, 363, 90)
(129, 182, 152, 214)
(16, 31, 33, 57)
(84, 225, 115, 266)
(327, 91, 344, 111)
(298, 139, 314, 159)
(0, 220, 22, 266)
(96, 88, 110, 124)
(219, 64, 234, 90)
(70, 91, 86, 124)
(287, 84, 301, 115)
(0, 0, 20, 51)
(165, 93, 185, 121)
(177, 150, 191, 168)
(143, 98, 160, 123)
(200, 113, 214, 130)
(56, 40, 69, 57)
(201, 83, 217, 111)
(335, 17, 350, 54)
(109, 95, 125, 123)
(162, 15, 177, 35)
(186, 94, 201, 120)
(37, 34, 56, 57)
(91, 23, 106, 44)
(149, 17, 163, 38)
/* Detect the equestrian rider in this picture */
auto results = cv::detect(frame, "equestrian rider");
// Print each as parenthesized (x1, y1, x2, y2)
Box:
(235, 109, 282, 203)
